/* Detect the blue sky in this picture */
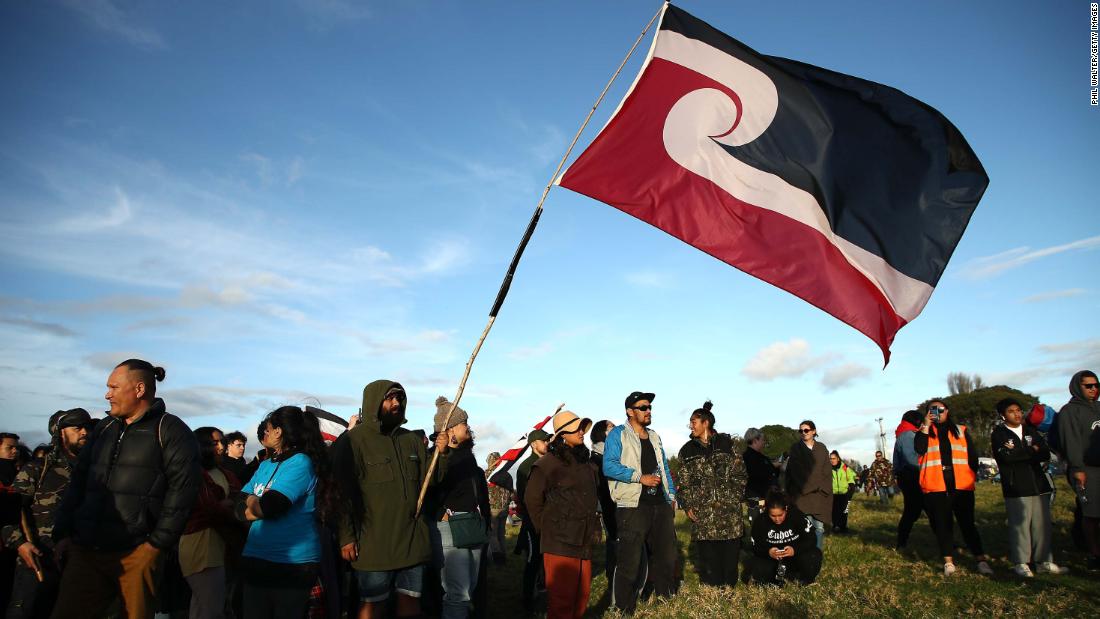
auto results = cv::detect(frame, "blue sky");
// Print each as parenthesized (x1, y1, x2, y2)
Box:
(1, 0, 1097, 466)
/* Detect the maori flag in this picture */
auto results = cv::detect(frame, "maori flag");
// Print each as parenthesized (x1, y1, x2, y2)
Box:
(307, 406, 348, 445)
(558, 4, 988, 362)
(487, 415, 551, 487)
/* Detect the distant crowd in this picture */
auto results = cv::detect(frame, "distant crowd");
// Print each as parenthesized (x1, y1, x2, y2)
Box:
(0, 360, 1098, 619)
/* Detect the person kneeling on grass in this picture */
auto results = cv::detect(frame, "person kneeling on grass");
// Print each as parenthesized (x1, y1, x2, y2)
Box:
(748, 491, 822, 586)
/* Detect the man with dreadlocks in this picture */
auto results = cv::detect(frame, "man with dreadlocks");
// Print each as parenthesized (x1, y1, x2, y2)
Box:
(2, 408, 92, 619)
(676, 401, 747, 587)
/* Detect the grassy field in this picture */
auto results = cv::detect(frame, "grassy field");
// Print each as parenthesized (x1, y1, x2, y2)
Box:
(485, 478, 1098, 618)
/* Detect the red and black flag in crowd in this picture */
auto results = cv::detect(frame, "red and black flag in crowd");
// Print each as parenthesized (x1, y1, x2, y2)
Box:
(307, 406, 348, 445)
(558, 4, 988, 362)
(487, 415, 551, 487)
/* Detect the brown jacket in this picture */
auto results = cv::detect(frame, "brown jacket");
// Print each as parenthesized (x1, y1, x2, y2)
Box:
(524, 450, 601, 559)
(785, 440, 832, 526)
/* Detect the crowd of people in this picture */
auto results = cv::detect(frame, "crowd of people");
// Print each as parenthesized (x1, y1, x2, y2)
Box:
(0, 360, 1098, 619)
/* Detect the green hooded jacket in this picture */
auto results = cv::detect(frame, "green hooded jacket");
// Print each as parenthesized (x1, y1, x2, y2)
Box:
(335, 379, 447, 571)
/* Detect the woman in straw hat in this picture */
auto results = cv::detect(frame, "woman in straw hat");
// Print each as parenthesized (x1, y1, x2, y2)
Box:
(524, 410, 601, 619)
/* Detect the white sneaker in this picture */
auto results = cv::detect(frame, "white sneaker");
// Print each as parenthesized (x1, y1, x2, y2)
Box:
(944, 562, 956, 576)
(1036, 562, 1069, 575)
(977, 560, 994, 576)
(1012, 563, 1034, 578)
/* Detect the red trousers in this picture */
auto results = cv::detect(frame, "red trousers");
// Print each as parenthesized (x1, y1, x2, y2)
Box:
(542, 553, 591, 619)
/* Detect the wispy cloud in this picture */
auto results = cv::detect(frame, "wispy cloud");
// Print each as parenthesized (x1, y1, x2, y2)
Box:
(984, 339, 1100, 394)
(162, 385, 359, 420)
(741, 338, 834, 381)
(291, 0, 371, 31)
(1021, 288, 1087, 303)
(60, 0, 166, 50)
(959, 235, 1100, 280)
(56, 186, 133, 232)
(0, 316, 78, 338)
(821, 362, 872, 391)
(817, 422, 876, 450)
(625, 271, 673, 288)
(508, 342, 554, 361)
(84, 351, 149, 372)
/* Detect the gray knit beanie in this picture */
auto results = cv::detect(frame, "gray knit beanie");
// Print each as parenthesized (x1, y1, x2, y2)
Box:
(434, 396, 469, 433)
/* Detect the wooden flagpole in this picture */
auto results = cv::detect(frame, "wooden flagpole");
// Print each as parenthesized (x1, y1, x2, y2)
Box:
(415, 1, 668, 516)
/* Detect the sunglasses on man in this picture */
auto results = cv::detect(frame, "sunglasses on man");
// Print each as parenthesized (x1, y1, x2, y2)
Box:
(631, 405, 652, 412)
(1083, 382, 1100, 390)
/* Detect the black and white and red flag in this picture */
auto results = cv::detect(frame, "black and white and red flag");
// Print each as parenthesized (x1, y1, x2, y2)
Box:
(558, 4, 988, 362)
(487, 415, 551, 487)
(307, 406, 349, 445)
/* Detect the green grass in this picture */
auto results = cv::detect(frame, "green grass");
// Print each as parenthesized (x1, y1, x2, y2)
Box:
(486, 479, 1098, 618)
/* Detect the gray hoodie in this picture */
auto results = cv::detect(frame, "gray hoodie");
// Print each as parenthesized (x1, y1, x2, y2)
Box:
(1058, 370, 1100, 476)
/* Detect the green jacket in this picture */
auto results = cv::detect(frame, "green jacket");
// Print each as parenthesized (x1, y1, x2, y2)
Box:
(831, 463, 857, 495)
(334, 380, 447, 571)
(515, 452, 539, 518)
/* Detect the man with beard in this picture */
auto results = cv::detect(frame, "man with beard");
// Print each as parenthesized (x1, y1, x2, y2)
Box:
(603, 392, 677, 614)
(1058, 369, 1100, 570)
(334, 381, 449, 619)
(2, 409, 91, 619)
(179, 427, 244, 619)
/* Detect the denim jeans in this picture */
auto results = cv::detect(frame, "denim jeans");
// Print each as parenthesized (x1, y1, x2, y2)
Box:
(877, 487, 892, 504)
(808, 516, 825, 549)
(432, 519, 482, 619)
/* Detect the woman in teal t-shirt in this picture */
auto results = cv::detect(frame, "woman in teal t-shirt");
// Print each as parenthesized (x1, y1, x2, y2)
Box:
(238, 406, 338, 619)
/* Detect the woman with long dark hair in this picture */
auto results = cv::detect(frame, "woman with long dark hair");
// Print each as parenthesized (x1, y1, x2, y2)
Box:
(237, 406, 339, 619)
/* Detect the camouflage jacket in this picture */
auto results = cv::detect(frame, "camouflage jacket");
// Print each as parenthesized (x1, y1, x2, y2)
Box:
(677, 433, 747, 541)
(869, 458, 894, 487)
(1, 449, 75, 550)
(487, 472, 512, 516)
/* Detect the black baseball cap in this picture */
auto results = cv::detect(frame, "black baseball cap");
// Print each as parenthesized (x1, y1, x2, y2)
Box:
(50, 408, 93, 436)
(625, 391, 655, 409)
(528, 429, 552, 442)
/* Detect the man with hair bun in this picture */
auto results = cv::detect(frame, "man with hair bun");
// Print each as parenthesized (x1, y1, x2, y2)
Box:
(677, 401, 747, 587)
(51, 359, 201, 619)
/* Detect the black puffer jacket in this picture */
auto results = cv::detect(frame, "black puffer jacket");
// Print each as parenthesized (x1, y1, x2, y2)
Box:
(54, 399, 201, 550)
(991, 423, 1052, 498)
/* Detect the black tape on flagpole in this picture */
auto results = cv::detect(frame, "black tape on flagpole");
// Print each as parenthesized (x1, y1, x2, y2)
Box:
(415, 2, 669, 517)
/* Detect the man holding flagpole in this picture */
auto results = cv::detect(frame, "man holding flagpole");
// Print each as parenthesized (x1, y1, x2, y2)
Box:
(334, 380, 450, 619)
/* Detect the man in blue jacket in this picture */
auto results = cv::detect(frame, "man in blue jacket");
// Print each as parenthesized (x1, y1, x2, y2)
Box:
(603, 392, 677, 614)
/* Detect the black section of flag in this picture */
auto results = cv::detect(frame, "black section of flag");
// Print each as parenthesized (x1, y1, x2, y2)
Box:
(661, 5, 988, 287)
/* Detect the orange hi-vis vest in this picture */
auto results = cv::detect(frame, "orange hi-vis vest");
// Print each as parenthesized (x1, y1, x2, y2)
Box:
(918, 424, 975, 493)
